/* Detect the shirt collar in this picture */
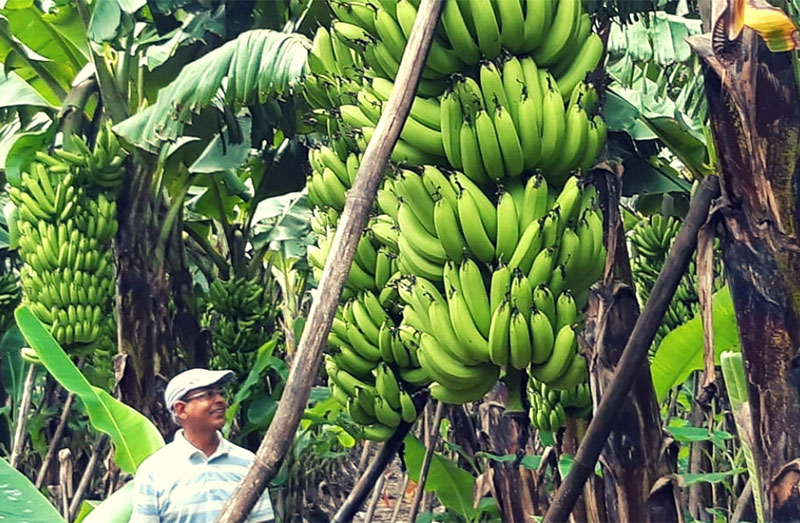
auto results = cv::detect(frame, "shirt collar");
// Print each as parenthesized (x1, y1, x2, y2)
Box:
(173, 429, 231, 461)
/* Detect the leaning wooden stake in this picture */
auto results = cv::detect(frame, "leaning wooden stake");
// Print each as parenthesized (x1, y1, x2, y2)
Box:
(215, 2, 444, 521)
(408, 401, 444, 523)
(364, 473, 387, 521)
(332, 394, 426, 523)
(544, 175, 720, 522)
(389, 474, 411, 523)
(36, 393, 75, 487)
(10, 364, 37, 468)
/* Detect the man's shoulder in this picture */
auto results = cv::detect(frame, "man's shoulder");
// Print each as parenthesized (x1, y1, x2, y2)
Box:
(137, 440, 182, 473)
(223, 439, 256, 461)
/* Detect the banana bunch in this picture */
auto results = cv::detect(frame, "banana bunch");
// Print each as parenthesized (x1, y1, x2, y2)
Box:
(325, 286, 429, 440)
(203, 273, 281, 377)
(9, 130, 121, 356)
(306, 26, 365, 106)
(390, 175, 605, 404)
(442, 61, 605, 186)
(326, 354, 420, 441)
(307, 216, 400, 301)
(0, 271, 21, 332)
(306, 145, 360, 211)
(629, 213, 722, 352)
(528, 378, 592, 432)
(36, 122, 127, 192)
(339, 77, 446, 166)
(391, 170, 605, 287)
(328, 0, 602, 98)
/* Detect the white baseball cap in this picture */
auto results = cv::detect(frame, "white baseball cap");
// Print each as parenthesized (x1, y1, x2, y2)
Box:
(164, 368, 234, 411)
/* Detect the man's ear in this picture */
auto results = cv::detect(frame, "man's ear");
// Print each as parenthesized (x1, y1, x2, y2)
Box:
(173, 401, 188, 420)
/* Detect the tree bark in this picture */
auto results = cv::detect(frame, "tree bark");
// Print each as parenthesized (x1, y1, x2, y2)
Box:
(688, 30, 800, 520)
(584, 169, 681, 522)
(114, 158, 175, 434)
(478, 387, 534, 522)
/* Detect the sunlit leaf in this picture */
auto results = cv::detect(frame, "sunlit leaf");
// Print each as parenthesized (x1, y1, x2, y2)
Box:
(0, 457, 64, 522)
(15, 306, 164, 474)
(75, 481, 133, 523)
(404, 433, 477, 518)
(650, 286, 740, 402)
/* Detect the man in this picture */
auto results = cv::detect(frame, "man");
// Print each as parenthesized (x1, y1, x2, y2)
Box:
(131, 368, 274, 522)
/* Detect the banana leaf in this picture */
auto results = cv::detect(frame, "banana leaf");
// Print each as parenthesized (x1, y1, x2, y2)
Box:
(114, 29, 308, 152)
(721, 352, 764, 522)
(0, 456, 64, 522)
(404, 433, 477, 519)
(75, 481, 133, 523)
(650, 286, 740, 402)
(14, 306, 164, 474)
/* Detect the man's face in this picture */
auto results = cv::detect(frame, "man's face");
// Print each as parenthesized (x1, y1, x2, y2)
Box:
(173, 386, 227, 432)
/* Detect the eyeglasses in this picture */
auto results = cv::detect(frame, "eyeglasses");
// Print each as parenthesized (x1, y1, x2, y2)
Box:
(181, 388, 224, 402)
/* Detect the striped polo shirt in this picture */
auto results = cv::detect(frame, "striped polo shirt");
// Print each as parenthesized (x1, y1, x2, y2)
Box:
(131, 430, 274, 522)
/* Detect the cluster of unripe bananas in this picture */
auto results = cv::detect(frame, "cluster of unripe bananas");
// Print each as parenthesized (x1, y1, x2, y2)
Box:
(528, 378, 591, 432)
(203, 273, 281, 378)
(0, 271, 21, 332)
(9, 125, 122, 358)
(303, 0, 609, 438)
(326, 0, 603, 99)
(629, 213, 722, 353)
(391, 175, 603, 404)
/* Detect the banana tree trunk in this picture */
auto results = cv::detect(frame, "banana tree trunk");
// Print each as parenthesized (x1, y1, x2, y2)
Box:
(114, 159, 176, 434)
(688, 30, 800, 520)
(585, 172, 680, 522)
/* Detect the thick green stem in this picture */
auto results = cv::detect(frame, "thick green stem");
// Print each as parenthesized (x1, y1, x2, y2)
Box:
(504, 368, 526, 413)
(73, 0, 128, 122)
(154, 170, 191, 268)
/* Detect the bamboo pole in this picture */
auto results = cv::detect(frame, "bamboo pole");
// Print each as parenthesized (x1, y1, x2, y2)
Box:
(10, 364, 37, 468)
(68, 436, 106, 520)
(36, 393, 75, 487)
(544, 175, 721, 522)
(389, 474, 410, 523)
(215, 1, 444, 521)
(408, 402, 444, 523)
(363, 473, 387, 522)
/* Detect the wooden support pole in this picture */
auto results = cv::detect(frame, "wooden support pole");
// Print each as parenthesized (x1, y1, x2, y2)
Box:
(408, 402, 444, 523)
(544, 175, 720, 522)
(332, 397, 426, 523)
(215, 1, 444, 521)
(36, 393, 75, 488)
(10, 364, 37, 468)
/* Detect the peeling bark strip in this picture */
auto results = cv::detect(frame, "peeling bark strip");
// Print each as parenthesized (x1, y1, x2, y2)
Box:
(583, 172, 679, 522)
(478, 398, 533, 521)
(544, 176, 720, 523)
(688, 26, 800, 520)
(214, 2, 445, 521)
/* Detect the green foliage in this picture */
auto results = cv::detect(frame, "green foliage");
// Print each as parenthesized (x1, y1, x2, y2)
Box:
(114, 29, 309, 152)
(0, 0, 88, 103)
(15, 306, 164, 473)
(404, 433, 478, 520)
(0, 70, 53, 109)
(0, 456, 64, 522)
(650, 286, 741, 402)
(251, 190, 314, 260)
(75, 481, 133, 523)
(721, 352, 764, 522)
